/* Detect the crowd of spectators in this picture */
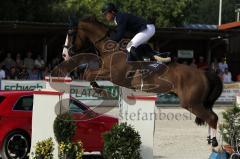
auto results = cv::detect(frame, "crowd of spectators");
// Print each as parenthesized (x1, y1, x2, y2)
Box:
(0, 52, 236, 84)
(0, 51, 56, 80)
(182, 56, 232, 83)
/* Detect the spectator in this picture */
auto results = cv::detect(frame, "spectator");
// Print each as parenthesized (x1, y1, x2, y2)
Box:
(218, 57, 228, 73)
(24, 51, 34, 70)
(42, 66, 50, 78)
(15, 53, 23, 68)
(190, 59, 197, 68)
(34, 55, 45, 69)
(236, 74, 240, 81)
(29, 67, 41, 80)
(51, 56, 60, 67)
(222, 68, 232, 83)
(3, 53, 16, 70)
(0, 65, 6, 79)
(7, 66, 18, 80)
(197, 56, 208, 70)
(210, 58, 219, 73)
(18, 66, 29, 80)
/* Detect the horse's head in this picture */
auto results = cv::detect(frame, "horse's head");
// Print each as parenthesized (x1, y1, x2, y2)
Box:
(62, 16, 89, 61)
(62, 16, 109, 61)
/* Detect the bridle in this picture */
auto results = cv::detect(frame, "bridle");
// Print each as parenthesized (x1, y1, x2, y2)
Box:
(63, 26, 109, 58)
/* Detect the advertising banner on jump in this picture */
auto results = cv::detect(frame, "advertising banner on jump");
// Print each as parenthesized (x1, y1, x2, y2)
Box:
(1, 80, 46, 90)
(1, 80, 239, 105)
(0, 80, 119, 106)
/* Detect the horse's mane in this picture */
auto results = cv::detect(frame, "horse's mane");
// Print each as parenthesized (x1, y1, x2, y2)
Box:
(80, 16, 107, 28)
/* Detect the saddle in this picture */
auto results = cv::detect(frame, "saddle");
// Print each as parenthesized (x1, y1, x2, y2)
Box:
(128, 44, 171, 62)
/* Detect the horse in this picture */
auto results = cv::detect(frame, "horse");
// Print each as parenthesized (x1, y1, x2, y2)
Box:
(52, 16, 223, 147)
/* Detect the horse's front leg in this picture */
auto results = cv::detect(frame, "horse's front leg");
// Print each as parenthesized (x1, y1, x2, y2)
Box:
(83, 68, 111, 93)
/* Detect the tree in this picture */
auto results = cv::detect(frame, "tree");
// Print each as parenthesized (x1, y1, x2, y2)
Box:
(184, 0, 240, 24)
(0, 0, 193, 27)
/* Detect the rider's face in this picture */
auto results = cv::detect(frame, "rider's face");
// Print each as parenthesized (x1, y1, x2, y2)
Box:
(104, 12, 114, 21)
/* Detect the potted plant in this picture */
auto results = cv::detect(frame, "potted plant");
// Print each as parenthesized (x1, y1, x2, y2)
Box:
(103, 123, 142, 159)
(53, 113, 84, 159)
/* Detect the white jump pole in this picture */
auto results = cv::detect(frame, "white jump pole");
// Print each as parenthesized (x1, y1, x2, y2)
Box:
(236, 93, 240, 107)
(119, 87, 157, 159)
(30, 77, 72, 159)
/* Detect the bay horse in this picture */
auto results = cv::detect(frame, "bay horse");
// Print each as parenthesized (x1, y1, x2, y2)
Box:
(52, 16, 223, 147)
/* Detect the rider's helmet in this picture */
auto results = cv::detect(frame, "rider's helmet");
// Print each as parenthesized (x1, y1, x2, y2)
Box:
(101, 3, 118, 14)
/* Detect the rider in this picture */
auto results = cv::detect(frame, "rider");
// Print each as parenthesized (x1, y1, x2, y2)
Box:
(101, 3, 167, 62)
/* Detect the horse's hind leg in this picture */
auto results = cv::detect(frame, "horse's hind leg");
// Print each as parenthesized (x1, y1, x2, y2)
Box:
(187, 105, 219, 147)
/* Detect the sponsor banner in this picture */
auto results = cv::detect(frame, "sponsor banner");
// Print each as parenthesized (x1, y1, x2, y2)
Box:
(1, 80, 239, 104)
(177, 50, 194, 59)
(1, 80, 46, 90)
(157, 83, 240, 104)
(1, 80, 119, 106)
(70, 81, 119, 106)
(216, 88, 240, 103)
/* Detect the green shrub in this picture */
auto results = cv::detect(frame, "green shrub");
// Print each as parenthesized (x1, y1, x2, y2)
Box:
(32, 138, 54, 159)
(219, 105, 240, 150)
(59, 141, 84, 159)
(103, 123, 142, 159)
(54, 113, 84, 158)
(53, 113, 76, 143)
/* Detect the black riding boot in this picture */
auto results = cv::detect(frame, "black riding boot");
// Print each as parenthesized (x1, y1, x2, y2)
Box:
(127, 46, 140, 62)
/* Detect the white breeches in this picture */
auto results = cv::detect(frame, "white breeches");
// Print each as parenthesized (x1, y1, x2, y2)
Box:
(126, 24, 156, 52)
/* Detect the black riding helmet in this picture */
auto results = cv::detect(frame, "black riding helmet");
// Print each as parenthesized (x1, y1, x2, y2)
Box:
(101, 3, 118, 14)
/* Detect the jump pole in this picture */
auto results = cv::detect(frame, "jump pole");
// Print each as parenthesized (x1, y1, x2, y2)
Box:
(236, 93, 240, 107)
(30, 77, 72, 159)
(119, 87, 157, 159)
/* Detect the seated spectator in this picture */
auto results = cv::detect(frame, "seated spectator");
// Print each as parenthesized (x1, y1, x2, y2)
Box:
(51, 56, 60, 67)
(24, 51, 34, 71)
(190, 59, 197, 68)
(218, 57, 228, 73)
(18, 66, 29, 80)
(210, 58, 219, 73)
(7, 66, 18, 80)
(3, 52, 16, 71)
(15, 53, 23, 68)
(42, 66, 50, 78)
(197, 56, 208, 70)
(29, 67, 41, 80)
(34, 55, 45, 69)
(236, 74, 240, 81)
(222, 68, 232, 83)
(0, 64, 6, 79)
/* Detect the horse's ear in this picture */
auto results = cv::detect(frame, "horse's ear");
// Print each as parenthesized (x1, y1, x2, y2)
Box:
(68, 12, 78, 28)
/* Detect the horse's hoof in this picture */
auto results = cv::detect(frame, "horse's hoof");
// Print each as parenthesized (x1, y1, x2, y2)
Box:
(211, 137, 218, 147)
(207, 136, 211, 145)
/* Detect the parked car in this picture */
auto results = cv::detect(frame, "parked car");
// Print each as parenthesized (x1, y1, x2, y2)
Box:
(0, 91, 118, 159)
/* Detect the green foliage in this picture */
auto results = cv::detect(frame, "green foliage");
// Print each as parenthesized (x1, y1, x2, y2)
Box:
(219, 104, 240, 150)
(184, 0, 239, 24)
(1, 0, 238, 26)
(53, 113, 76, 143)
(0, 0, 192, 27)
(32, 138, 54, 159)
(103, 123, 142, 159)
(98, 0, 193, 27)
(59, 141, 84, 159)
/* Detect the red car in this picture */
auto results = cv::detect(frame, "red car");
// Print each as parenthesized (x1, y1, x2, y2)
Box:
(0, 91, 118, 159)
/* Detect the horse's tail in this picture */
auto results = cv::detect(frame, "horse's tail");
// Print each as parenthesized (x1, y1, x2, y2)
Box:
(195, 71, 223, 126)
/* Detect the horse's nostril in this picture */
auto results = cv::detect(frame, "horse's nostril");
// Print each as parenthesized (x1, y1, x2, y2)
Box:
(62, 54, 66, 57)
